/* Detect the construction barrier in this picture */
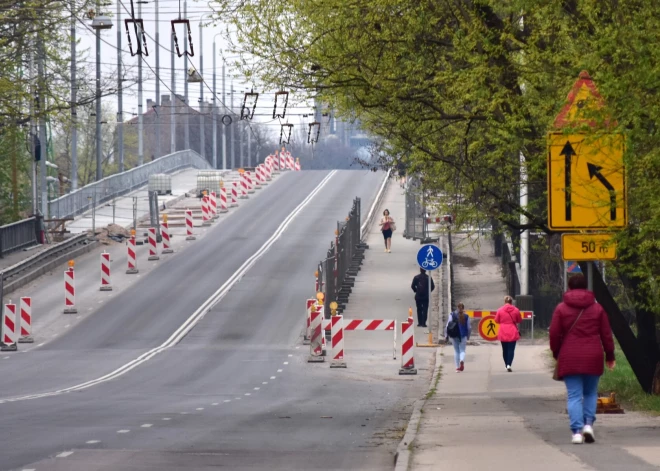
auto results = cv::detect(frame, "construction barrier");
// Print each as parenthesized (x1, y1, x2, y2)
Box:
(254, 166, 263, 188)
(399, 316, 417, 375)
(295, 158, 301, 171)
(64, 267, 77, 314)
(240, 173, 249, 199)
(18, 297, 33, 343)
(185, 209, 196, 240)
(100, 252, 112, 291)
(264, 160, 273, 180)
(148, 227, 160, 261)
(161, 221, 174, 254)
(286, 153, 294, 170)
(279, 152, 286, 171)
(1, 302, 17, 351)
(231, 182, 239, 207)
(330, 315, 346, 368)
(307, 306, 324, 363)
(201, 195, 211, 226)
(127, 235, 139, 273)
(209, 191, 218, 219)
(466, 309, 535, 340)
(321, 317, 397, 361)
(304, 298, 316, 343)
(246, 171, 255, 193)
(219, 187, 228, 213)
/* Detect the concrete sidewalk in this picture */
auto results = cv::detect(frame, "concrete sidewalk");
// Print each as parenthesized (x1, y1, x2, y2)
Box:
(407, 235, 660, 471)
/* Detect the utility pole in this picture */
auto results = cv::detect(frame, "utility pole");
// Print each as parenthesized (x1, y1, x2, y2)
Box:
(70, 0, 78, 189)
(230, 80, 235, 169)
(155, 0, 161, 159)
(240, 121, 244, 168)
(95, 0, 103, 181)
(137, 0, 144, 166)
(199, 20, 205, 160)
(212, 39, 217, 169)
(170, 27, 176, 153)
(29, 49, 36, 214)
(183, 0, 189, 151)
(247, 124, 251, 167)
(38, 37, 47, 217)
(117, 0, 124, 172)
(222, 53, 226, 170)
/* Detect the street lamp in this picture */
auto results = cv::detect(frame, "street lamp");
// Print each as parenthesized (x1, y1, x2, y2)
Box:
(213, 33, 225, 170)
(91, 11, 113, 182)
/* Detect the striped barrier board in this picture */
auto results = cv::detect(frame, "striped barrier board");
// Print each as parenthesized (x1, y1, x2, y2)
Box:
(466, 310, 533, 320)
(320, 318, 397, 360)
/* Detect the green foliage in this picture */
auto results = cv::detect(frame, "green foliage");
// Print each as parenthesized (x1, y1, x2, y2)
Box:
(600, 348, 660, 414)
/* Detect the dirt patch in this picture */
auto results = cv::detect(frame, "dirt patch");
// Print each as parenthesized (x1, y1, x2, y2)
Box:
(452, 253, 478, 268)
(95, 224, 132, 245)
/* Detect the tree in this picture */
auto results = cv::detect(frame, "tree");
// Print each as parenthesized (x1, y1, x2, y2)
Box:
(213, 0, 660, 393)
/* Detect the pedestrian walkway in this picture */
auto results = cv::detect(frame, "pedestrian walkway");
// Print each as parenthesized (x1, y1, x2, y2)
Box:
(407, 235, 660, 471)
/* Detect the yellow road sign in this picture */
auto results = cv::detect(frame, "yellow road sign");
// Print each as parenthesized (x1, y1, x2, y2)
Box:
(548, 132, 626, 230)
(561, 233, 617, 261)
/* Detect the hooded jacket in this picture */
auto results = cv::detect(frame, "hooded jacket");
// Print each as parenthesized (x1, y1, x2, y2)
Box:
(495, 304, 522, 342)
(549, 289, 615, 379)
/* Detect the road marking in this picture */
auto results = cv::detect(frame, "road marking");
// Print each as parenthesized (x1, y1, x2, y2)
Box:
(86, 440, 100, 444)
(295, 346, 300, 349)
(180, 412, 188, 415)
(196, 408, 204, 411)
(3, 357, 9, 360)
(244, 393, 251, 396)
(288, 354, 293, 357)
(162, 418, 171, 421)
(283, 362, 289, 365)
(254, 387, 260, 390)
(224, 399, 231, 403)
(1, 171, 338, 404)
(262, 382, 268, 385)
(270, 376, 276, 380)
(235, 397, 241, 400)
(36, 343, 45, 347)
(21, 469, 36, 471)
(212, 402, 219, 405)
(64, 324, 70, 328)
(141, 424, 153, 428)
(56, 451, 74, 458)
(117, 430, 130, 433)
(277, 369, 283, 373)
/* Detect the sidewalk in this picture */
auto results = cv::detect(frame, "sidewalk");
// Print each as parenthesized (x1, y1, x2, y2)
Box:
(408, 235, 660, 471)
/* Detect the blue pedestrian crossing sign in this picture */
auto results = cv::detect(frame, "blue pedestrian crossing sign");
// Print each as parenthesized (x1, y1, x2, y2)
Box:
(417, 245, 443, 271)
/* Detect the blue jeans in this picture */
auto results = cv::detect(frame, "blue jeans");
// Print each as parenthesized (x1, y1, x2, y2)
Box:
(564, 374, 600, 433)
(452, 337, 467, 368)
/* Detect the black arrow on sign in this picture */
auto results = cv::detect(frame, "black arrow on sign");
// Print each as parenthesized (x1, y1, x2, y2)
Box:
(587, 163, 617, 221)
(560, 141, 576, 221)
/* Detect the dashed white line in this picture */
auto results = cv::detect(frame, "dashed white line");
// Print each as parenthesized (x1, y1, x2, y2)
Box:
(288, 354, 293, 357)
(162, 418, 171, 421)
(224, 399, 231, 403)
(141, 424, 153, 428)
(270, 376, 276, 380)
(196, 407, 204, 411)
(277, 369, 283, 373)
(56, 451, 74, 458)
(283, 362, 289, 365)
(244, 393, 251, 396)
(36, 343, 45, 347)
(262, 382, 268, 385)
(64, 324, 70, 328)
(3, 357, 10, 360)
(295, 346, 300, 349)
(117, 430, 130, 433)
(212, 403, 219, 406)
(180, 412, 188, 415)
(21, 468, 36, 471)
(86, 440, 100, 444)
(254, 387, 260, 391)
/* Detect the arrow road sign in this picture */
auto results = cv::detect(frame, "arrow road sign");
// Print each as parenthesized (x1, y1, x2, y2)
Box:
(587, 163, 616, 221)
(560, 141, 576, 221)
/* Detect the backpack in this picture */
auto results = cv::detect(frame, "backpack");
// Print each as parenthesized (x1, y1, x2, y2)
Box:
(447, 312, 461, 338)
(416, 275, 428, 296)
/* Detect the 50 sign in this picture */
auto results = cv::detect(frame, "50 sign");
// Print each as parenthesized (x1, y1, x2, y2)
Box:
(561, 233, 617, 261)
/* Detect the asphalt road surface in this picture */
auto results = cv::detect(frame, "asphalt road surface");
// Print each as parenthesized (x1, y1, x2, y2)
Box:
(0, 170, 422, 471)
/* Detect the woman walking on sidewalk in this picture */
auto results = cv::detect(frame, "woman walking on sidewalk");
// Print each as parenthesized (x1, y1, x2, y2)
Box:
(495, 296, 522, 372)
(379, 209, 395, 253)
(550, 274, 615, 445)
(445, 302, 471, 372)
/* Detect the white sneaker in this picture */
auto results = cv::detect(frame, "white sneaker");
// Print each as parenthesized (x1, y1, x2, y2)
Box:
(572, 433, 584, 444)
(582, 425, 595, 443)
(506, 365, 512, 372)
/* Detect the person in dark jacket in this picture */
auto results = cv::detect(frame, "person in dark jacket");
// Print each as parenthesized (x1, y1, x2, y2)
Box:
(549, 274, 615, 445)
(411, 268, 435, 327)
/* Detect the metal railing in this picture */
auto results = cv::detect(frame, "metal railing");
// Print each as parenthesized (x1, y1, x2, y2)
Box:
(0, 217, 38, 258)
(403, 176, 427, 241)
(48, 150, 212, 222)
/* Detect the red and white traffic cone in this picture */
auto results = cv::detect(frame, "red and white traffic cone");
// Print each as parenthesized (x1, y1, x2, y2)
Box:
(287, 153, 294, 170)
(246, 171, 255, 193)
(271, 154, 280, 173)
(399, 316, 417, 375)
(265, 160, 273, 180)
(307, 305, 324, 363)
(254, 166, 263, 187)
(64, 267, 77, 314)
(100, 252, 112, 291)
(210, 191, 219, 219)
(279, 152, 286, 171)
(219, 187, 229, 213)
(161, 221, 174, 254)
(185, 209, 196, 240)
(18, 297, 33, 343)
(1, 302, 18, 351)
(260, 164, 269, 185)
(127, 235, 139, 274)
(240, 173, 249, 199)
(330, 315, 346, 368)
(231, 181, 239, 207)
(304, 299, 316, 344)
(148, 227, 160, 261)
(201, 195, 211, 226)
(295, 158, 301, 171)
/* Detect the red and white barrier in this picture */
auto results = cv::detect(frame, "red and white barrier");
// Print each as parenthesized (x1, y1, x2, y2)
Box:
(272, 154, 280, 172)
(185, 209, 196, 240)
(304, 299, 316, 342)
(253, 167, 262, 189)
(148, 227, 160, 260)
(286, 152, 294, 170)
(295, 158, 301, 171)
(161, 221, 173, 254)
(319, 317, 397, 361)
(64, 268, 77, 314)
(240, 173, 249, 199)
(246, 171, 255, 193)
(259, 164, 269, 185)
(2, 302, 17, 350)
(399, 316, 417, 375)
(201, 196, 211, 226)
(307, 306, 324, 362)
(231, 182, 239, 207)
(330, 315, 346, 368)
(210, 191, 218, 219)
(127, 235, 139, 273)
(18, 297, 33, 343)
(265, 158, 273, 179)
(219, 187, 228, 213)
(279, 152, 286, 171)
(100, 252, 112, 291)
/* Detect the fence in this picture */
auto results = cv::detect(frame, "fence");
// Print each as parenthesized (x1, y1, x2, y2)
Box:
(48, 150, 211, 223)
(0, 217, 39, 258)
(403, 176, 427, 241)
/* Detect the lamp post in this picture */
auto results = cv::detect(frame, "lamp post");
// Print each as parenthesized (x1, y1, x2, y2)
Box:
(91, 12, 113, 182)
(212, 33, 224, 170)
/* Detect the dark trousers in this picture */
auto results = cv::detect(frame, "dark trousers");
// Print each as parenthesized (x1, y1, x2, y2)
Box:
(501, 341, 517, 366)
(415, 297, 429, 326)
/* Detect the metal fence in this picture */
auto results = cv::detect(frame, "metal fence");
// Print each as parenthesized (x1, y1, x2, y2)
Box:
(48, 150, 212, 223)
(0, 217, 38, 258)
(403, 176, 428, 241)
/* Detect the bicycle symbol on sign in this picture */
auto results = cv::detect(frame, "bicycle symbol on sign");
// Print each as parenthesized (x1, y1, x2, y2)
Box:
(421, 246, 438, 269)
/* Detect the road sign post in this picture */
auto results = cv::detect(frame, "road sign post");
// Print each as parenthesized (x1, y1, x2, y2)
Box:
(416, 244, 443, 347)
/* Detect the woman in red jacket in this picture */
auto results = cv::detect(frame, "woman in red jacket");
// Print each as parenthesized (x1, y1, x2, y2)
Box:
(550, 274, 616, 445)
(495, 296, 522, 372)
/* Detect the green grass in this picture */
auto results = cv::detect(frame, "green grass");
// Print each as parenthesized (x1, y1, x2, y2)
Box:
(599, 349, 660, 414)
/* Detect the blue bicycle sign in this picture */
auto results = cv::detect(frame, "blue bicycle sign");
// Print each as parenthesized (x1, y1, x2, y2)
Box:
(417, 245, 443, 271)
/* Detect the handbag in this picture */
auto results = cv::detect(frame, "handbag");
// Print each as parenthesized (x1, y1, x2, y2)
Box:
(553, 308, 585, 381)
(390, 220, 397, 232)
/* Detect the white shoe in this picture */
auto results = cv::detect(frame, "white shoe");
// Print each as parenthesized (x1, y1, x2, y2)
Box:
(506, 365, 512, 372)
(582, 425, 595, 443)
(572, 433, 584, 444)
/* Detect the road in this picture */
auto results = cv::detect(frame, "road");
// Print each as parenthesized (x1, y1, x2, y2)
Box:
(0, 170, 423, 471)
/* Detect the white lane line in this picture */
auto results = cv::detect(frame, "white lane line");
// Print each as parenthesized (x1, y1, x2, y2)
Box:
(270, 376, 276, 380)
(196, 407, 204, 411)
(86, 440, 100, 444)
(212, 402, 219, 406)
(64, 324, 70, 328)
(36, 343, 45, 347)
(56, 451, 74, 458)
(254, 387, 260, 391)
(262, 382, 268, 385)
(2, 171, 338, 404)
(288, 354, 293, 357)
(283, 362, 289, 365)
(224, 399, 231, 403)
(141, 424, 153, 428)
(162, 418, 171, 421)
(3, 357, 9, 360)
(22, 468, 36, 471)
(117, 429, 130, 433)
(180, 412, 188, 415)
(244, 393, 251, 396)
(295, 346, 300, 349)
(277, 369, 283, 373)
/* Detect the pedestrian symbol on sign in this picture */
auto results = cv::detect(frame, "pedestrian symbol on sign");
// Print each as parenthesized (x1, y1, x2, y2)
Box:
(417, 244, 443, 271)
(478, 315, 499, 341)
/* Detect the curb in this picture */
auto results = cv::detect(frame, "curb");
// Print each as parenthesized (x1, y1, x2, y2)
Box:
(394, 348, 443, 471)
